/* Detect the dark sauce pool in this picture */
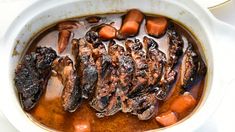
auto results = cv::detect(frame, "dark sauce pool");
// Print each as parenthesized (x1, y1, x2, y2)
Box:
(24, 13, 205, 131)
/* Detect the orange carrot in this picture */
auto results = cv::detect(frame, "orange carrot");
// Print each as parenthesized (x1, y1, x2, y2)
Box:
(155, 110, 178, 127)
(119, 9, 144, 37)
(146, 17, 168, 37)
(124, 9, 144, 23)
(170, 92, 196, 113)
(73, 120, 91, 132)
(120, 21, 139, 36)
(99, 25, 117, 40)
(58, 30, 71, 53)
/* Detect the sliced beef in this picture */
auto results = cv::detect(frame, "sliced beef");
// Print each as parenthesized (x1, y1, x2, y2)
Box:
(15, 47, 57, 111)
(123, 39, 159, 120)
(167, 23, 184, 68)
(52, 56, 82, 112)
(125, 39, 148, 97)
(143, 36, 169, 100)
(153, 24, 184, 100)
(96, 91, 121, 118)
(109, 41, 135, 113)
(73, 38, 98, 99)
(89, 44, 113, 112)
(100, 41, 135, 116)
(124, 92, 158, 120)
(143, 36, 166, 86)
(181, 44, 207, 90)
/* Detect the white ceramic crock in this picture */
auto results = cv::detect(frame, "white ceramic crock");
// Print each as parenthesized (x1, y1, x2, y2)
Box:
(1, 0, 235, 131)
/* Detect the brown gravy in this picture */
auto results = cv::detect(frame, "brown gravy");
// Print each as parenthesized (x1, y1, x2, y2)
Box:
(25, 13, 205, 132)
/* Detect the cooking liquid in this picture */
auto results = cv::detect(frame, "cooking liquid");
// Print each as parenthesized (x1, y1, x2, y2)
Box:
(26, 14, 205, 132)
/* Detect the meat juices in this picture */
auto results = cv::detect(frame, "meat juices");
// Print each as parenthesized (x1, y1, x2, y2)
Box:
(14, 9, 207, 131)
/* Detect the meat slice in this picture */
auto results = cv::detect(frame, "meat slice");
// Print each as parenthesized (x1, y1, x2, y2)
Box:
(109, 41, 135, 113)
(167, 23, 184, 68)
(109, 41, 135, 94)
(143, 36, 170, 100)
(72, 38, 98, 99)
(91, 40, 134, 117)
(143, 36, 166, 86)
(124, 92, 158, 120)
(15, 47, 57, 111)
(125, 39, 148, 97)
(123, 39, 159, 120)
(152, 24, 184, 100)
(53, 56, 82, 112)
(181, 44, 207, 90)
(95, 91, 121, 118)
(89, 44, 113, 113)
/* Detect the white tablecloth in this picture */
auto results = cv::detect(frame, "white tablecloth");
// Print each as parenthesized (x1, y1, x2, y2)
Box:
(0, 0, 234, 131)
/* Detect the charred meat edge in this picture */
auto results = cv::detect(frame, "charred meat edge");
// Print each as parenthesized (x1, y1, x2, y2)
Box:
(72, 38, 98, 99)
(14, 47, 57, 111)
(181, 43, 207, 90)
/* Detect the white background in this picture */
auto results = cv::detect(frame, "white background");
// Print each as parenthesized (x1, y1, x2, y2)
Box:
(0, 0, 235, 131)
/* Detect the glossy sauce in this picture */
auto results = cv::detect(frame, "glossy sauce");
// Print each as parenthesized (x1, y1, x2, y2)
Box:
(26, 14, 205, 132)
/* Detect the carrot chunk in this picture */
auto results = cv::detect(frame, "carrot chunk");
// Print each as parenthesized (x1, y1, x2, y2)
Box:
(146, 17, 168, 37)
(124, 9, 144, 23)
(58, 30, 71, 53)
(99, 25, 116, 40)
(155, 110, 178, 127)
(170, 92, 196, 113)
(119, 9, 144, 37)
(73, 120, 91, 132)
(120, 21, 139, 36)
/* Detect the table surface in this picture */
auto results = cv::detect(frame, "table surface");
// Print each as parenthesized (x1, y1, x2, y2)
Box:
(0, 0, 235, 131)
